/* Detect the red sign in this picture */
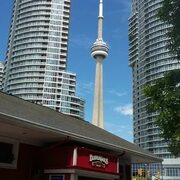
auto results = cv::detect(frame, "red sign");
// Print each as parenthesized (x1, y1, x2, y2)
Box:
(89, 154, 108, 168)
(73, 147, 118, 174)
(42, 145, 118, 175)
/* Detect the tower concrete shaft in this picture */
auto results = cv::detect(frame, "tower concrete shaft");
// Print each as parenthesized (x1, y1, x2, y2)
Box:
(91, 0, 108, 128)
(92, 56, 104, 128)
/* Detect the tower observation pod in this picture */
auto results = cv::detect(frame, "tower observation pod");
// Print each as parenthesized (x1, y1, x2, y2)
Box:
(91, 0, 109, 129)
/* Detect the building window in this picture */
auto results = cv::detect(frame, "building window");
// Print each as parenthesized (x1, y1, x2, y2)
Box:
(50, 175, 64, 180)
(0, 142, 14, 163)
(0, 137, 19, 169)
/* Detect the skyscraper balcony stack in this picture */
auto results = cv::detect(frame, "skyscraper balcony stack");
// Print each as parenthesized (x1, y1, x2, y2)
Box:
(2, 0, 84, 119)
(0, 62, 4, 90)
(129, 0, 180, 179)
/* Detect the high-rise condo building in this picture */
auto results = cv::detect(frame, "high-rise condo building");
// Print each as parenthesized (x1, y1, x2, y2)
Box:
(129, 0, 180, 179)
(0, 62, 4, 90)
(3, 0, 84, 119)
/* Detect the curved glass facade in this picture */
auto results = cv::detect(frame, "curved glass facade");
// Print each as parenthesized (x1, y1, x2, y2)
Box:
(0, 62, 4, 90)
(3, 0, 84, 119)
(129, 0, 180, 179)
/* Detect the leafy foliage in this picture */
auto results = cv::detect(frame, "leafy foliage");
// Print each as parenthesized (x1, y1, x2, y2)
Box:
(158, 0, 180, 59)
(144, 70, 180, 157)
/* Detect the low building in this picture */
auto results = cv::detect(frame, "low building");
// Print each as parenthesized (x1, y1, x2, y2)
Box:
(0, 92, 162, 180)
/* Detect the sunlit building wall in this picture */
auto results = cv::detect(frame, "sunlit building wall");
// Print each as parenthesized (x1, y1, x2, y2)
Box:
(0, 62, 4, 90)
(129, 0, 180, 179)
(3, 0, 84, 119)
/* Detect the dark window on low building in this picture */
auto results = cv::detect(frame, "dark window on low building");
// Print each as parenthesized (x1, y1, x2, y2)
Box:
(51, 176, 64, 180)
(0, 142, 14, 164)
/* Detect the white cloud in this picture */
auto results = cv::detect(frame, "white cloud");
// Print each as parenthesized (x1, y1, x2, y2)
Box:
(114, 104, 133, 116)
(109, 89, 127, 97)
(105, 122, 127, 133)
(77, 81, 94, 95)
(69, 34, 93, 49)
(111, 28, 123, 39)
(107, 0, 131, 23)
(128, 131, 133, 135)
(104, 100, 114, 104)
(105, 121, 133, 142)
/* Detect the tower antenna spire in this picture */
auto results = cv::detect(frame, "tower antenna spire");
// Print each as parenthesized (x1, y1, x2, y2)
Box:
(91, 0, 108, 129)
(98, 0, 103, 40)
(99, 0, 103, 16)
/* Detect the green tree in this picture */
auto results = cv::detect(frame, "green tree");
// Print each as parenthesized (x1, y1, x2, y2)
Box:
(158, 0, 180, 59)
(144, 70, 180, 157)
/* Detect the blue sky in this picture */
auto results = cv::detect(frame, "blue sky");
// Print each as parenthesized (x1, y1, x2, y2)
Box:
(0, 0, 133, 142)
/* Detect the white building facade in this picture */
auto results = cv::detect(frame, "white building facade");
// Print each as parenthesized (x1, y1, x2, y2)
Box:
(129, 0, 180, 179)
(3, 0, 84, 119)
(0, 62, 4, 90)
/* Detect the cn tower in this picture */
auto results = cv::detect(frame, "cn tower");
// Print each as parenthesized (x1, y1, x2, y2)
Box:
(91, 0, 109, 128)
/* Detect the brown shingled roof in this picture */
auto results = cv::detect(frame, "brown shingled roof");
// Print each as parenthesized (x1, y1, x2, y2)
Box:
(0, 91, 162, 163)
